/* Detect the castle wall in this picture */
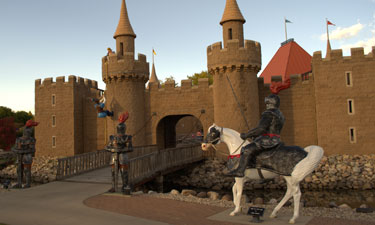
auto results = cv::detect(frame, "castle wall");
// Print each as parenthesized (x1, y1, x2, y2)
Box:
(146, 78, 214, 146)
(258, 74, 318, 148)
(35, 76, 104, 157)
(312, 47, 375, 155)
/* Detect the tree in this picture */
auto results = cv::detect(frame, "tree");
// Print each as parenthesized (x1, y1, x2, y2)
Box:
(14, 111, 33, 124)
(187, 71, 213, 86)
(0, 106, 14, 119)
(160, 76, 179, 87)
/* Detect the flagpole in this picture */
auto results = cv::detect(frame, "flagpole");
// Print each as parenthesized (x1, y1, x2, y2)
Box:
(152, 48, 154, 64)
(284, 17, 287, 41)
(326, 18, 330, 43)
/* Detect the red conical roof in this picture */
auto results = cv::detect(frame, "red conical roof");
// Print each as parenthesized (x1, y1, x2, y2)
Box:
(260, 39, 312, 83)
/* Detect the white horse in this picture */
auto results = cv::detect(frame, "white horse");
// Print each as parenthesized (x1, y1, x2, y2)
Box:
(201, 124, 324, 224)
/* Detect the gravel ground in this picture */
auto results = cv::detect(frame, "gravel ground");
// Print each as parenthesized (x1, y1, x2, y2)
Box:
(150, 192, 375, 223)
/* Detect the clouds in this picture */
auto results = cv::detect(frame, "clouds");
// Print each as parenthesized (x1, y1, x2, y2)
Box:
(340, 37, 375, 54)
(320, 23, 364, 41)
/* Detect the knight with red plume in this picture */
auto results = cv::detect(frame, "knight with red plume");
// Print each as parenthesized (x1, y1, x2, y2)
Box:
(106, 112, 133, 194)
(226, 79, 291, 177)
(12, 120, 39, 188)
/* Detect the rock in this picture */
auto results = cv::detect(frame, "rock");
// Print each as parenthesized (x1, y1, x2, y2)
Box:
(338, 204, 351, 210)
(221, 194, 232, 201)
(212, 184, 222, 191)
(170, 189, 179, 195)
(328, 201, 338, 208)
(148, 190, 156, 194)
(253, 197, 264, 205)
(207, 191, 219, 200)
(269, 198, 278, 204)
(196, 192, 207, 198)
(181, 189, 197, 196)
(360, 204, 368, 208)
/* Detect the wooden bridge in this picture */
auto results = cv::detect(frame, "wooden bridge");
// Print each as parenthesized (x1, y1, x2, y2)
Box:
(56, 144, 208, 187)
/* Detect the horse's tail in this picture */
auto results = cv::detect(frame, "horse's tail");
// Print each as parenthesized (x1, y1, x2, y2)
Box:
(290, 145, 324, 181)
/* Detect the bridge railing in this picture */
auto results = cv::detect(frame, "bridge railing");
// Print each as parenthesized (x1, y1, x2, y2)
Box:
(56, 145, 158, 180)
(129, 144, 203, 185)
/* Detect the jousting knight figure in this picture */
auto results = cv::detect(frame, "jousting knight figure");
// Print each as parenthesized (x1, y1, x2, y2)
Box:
(226, 79, 291, 177)
(11, 120, 39, 188)
(106, 112, 133, 194)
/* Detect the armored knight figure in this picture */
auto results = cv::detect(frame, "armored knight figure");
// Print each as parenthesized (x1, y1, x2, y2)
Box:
(226, 79, 291, 178)
(106, 112, 133, 194)
(12, 120, 39, 188)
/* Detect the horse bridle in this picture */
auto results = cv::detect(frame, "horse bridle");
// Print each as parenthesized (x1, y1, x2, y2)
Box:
(205, 127, 223, 145)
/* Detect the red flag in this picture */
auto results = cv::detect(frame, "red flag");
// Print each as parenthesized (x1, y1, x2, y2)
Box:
(327, 20, 335, 26)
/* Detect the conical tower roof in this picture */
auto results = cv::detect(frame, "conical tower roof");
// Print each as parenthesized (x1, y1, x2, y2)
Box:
(114, 0, 136, 38)
(260, 39, 312, 83)
(149, 63, 159, 84)
(326, 39, 332, 58)
(220, 0, 246, 25)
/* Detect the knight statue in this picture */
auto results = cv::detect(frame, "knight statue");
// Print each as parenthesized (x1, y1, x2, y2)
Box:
(226, 80, 290, 177)
(106, 112, 133, 194)
(11, 120, 39, 188)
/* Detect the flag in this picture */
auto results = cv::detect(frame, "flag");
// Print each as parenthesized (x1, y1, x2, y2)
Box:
(327, 20, 335, 26)
(285, 19, 292, 23)
(152, 49, 156, 55)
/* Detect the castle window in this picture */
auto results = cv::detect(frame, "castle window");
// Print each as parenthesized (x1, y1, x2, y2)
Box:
(52, 115, 56, 127)
(349, 127, 356, 143)
(120, 42, 124, 56)
(52, 94, 56, 106)
(347, 99, 354, 115)
(228, 28, 233, 40)
(346, 71, 352, 87)
(52, 136, 56, 148)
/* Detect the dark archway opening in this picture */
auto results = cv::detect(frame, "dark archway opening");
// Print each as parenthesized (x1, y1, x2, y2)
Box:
(156, 115, 203, 150)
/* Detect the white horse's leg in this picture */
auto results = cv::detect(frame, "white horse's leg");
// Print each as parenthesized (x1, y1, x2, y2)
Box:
(288, 178, 302, 224)
(270, 176, 292, 219)
(230, 177, 244, 216)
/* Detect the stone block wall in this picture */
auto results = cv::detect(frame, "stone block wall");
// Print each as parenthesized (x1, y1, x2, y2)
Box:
(312, 47, 375, 155)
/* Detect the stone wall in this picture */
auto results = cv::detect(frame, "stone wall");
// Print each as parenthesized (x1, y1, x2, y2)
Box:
(174, 155, 375, 191)
(312, 47, 375, 155)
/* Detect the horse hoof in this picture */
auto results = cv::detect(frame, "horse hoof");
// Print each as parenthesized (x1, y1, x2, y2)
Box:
(270, 214, 277, 219)
(230, 211, 239, 216)
(289, 219, 295, 224)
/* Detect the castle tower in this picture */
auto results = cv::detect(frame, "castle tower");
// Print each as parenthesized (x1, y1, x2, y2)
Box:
(102, 0, 149, 146)
(207, 0, 261, 133)
(148, 62, 159, 88)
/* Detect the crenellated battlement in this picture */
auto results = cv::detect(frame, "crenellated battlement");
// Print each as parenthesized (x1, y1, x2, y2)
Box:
(313, 46, 375, 62)
(102, 52, 149, 83)
(148, 78, 212, 93)
(207, 39, 261, 73)
(35, 75, 99, 90)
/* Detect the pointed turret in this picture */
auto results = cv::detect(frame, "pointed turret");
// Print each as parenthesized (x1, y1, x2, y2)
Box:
(326, 39, 332, 58)
(220, 0, 246, 25)
(114, 0, 136, 38)
(114, 0, 136, 55)
(220, 0, 245, 48)
(148, 62, 159, 88)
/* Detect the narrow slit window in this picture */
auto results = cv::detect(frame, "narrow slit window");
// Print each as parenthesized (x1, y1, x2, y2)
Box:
(349, 128, 356, 143)
(120, 42, 124, 56)
(52, 136, 56, 148)
(228, 28, 233, 40)
(347, 99, 354, 114)
(52, 94, 56, 106)
(52, 115, 56, 127)
(346, 71, 352, 87)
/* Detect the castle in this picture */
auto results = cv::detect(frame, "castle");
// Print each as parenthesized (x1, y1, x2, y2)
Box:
(35, 0, 375, 157)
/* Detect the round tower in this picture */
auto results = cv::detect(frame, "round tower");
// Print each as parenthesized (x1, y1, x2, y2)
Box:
(207, 0, 261, 133)
(102, 0, 149, 146)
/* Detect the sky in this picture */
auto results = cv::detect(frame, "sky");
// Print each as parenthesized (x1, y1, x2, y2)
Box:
(0, 0, 374, 114)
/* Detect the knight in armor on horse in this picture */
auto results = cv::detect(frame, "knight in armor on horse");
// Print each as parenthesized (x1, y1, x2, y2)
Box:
(106, 112, 133, 194)
(12, 120, 39, 188)
(226, 80, 290, 178)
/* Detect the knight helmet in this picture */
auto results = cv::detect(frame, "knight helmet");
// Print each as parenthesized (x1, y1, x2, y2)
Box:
(265, 94, 280, 109)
